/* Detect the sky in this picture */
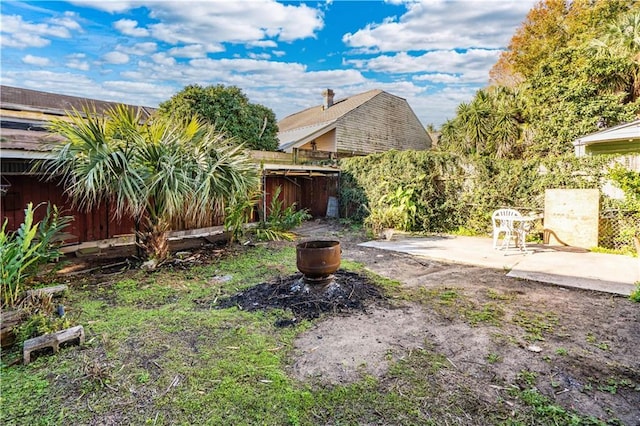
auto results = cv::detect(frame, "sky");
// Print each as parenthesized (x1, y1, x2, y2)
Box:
(0, 0, 536, 128)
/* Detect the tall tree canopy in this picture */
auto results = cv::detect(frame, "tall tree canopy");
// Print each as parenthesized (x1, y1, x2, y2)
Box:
(442, 0, 639, 159)
(159, 84, 280, 151)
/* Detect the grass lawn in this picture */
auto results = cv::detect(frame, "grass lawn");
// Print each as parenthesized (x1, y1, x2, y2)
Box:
(0, 244, 635, 425)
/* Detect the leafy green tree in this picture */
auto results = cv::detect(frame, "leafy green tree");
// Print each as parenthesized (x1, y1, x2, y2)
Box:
(491, 87, 523, 158)
(522, 44, 638, 156)
(447, 0, 639, 159)
(491, 0, 634, 85)
(438, 118, 467, 155)
(590, 11, 640, 101)
(159, 84, 279, 151)
(457, 91, 491, 156)
(490, 0, 569, 84)
(46, 105, 259, 264)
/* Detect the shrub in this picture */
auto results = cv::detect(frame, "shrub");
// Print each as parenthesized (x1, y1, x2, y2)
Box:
(224, 190, 260, 243)
(630, 282, 640, 303)
(15, 293, 72, 343)
(253, 186, 311, 241)
(0, 203, 71, 308)
(364, 186, 417, 235)
(340, 150, 464, 233)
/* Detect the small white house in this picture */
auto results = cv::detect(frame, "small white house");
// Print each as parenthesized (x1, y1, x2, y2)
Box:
(574, 119, 640, 155)
(574, 119, 640, 172)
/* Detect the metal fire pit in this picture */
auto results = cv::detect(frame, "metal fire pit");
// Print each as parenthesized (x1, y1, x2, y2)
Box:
(296, 240, 341, 286)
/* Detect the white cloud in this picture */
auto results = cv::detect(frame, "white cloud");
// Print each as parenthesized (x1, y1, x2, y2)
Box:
(247, 40, 278, 49)
(346, 49, 501, 83)
(102, 80, 174, 106)
(102, 51, 130, 64)
(66, 57, 90, 71)
(248, 52, 272, 60)
(0, 14, 79, 48)
(2, 69, 172, 108)
(67, 60, 90, 71)
(113, 19, 149, 37)
(343, 0, 534, 52)
(68, 1, 135, 13)
(167, 44, 217, 58)
(116, 42, 158, 56)
(413, 73, 462, 84)
(142, 0, 323, 50)
(22, 54, 51, 66)
(150, 52, 176, 66)
(50, 12, 83, 31)
(1, 70, 98, 96)
(1, 32, 50, 48)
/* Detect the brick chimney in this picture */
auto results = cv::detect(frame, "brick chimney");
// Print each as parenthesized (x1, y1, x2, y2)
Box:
(322, 89, 334, 110)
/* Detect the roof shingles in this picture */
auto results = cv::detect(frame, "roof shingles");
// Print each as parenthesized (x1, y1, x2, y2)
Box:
(278, 89, 382, 132)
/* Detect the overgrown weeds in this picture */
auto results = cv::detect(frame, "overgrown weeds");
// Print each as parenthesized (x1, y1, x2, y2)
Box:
(15, 293, 72, 343)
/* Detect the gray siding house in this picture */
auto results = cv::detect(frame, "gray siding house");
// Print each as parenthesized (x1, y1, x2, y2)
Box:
(278, 89, 432, 155)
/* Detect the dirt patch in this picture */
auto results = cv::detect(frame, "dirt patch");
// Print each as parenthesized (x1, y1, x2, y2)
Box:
(213, 266, 426, 383)
(290, 304, 427, 383)
(289, 220, 640, 424)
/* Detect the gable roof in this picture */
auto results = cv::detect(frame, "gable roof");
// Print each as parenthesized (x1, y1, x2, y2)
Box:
(278, 89, 383, 133)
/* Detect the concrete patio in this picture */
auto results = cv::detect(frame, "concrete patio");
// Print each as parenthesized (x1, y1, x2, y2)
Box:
(359, 235, 639, 296)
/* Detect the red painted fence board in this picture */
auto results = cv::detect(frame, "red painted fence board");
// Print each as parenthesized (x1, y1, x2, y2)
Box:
(1, 175, 134, 243)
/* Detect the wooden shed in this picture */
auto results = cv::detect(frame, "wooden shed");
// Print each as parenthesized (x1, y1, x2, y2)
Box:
(261, 164, 340, 219)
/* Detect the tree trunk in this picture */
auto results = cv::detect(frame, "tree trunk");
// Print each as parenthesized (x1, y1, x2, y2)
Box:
(137, 219, 170, 266)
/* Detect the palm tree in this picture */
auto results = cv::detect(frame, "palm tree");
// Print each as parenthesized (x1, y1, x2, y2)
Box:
(489, 86, 523, 158)
(438, 118, 468, 155)
(46, 105, 259, 264)
(457, 90, 491, 155)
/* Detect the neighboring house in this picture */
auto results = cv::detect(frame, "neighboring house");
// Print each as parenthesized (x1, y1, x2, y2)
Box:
(0, 85, 153, 244)
(270, 89, 431, 219)
(573, 119, 640, 204)
(574, 119, 640, 170)
(278, 89, 432, 155)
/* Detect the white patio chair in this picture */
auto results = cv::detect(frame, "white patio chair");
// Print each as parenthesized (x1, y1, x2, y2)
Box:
(491, 208, 524, 250)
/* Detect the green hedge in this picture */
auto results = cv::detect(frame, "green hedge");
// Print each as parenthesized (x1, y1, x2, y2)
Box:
(339, 151, 614, 235)
(339, 150, 464, 232)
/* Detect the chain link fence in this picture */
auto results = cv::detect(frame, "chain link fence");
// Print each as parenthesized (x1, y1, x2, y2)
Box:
(599, 209, 639, 253)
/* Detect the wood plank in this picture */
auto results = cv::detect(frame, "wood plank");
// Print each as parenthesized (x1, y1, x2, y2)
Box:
(26, 284, 68, 298)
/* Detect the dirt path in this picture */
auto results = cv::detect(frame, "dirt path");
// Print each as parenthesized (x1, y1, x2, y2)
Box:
(290, 220, 640, 424)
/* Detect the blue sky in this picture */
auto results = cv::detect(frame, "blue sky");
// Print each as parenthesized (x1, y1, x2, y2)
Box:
(1, 0, 535, 127)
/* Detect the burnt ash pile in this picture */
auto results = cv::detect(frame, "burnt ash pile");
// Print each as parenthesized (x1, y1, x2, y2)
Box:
(216, 270, 385, 324)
